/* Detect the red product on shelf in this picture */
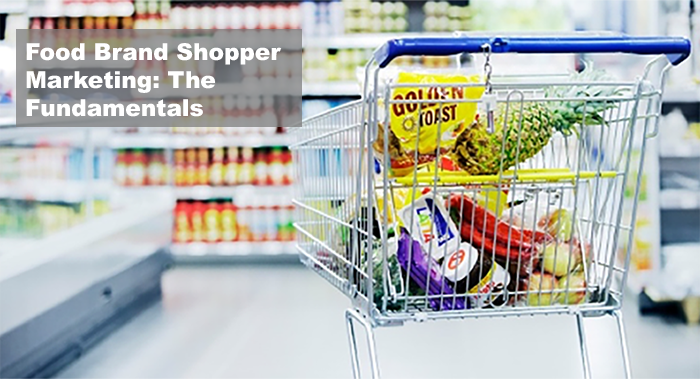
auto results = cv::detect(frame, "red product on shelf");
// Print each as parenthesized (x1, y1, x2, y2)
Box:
(190, 201, 205, 243)
(147, 150, 166, 186)
(114, 149, 128, 186)
(282, 150, 293, 185)
(259, 4, 273, 29)
(174, 202, 192, 243)
(224, 147, 239, 186)
(174, 149, 186, 186)
(185, 148, 197, 186)
(269, 147, 284, 186)
(238, 147, 254, 185)
(127, 149, 146, 186)
(272, 4, 289, 29)
(253, 148, 268, 186)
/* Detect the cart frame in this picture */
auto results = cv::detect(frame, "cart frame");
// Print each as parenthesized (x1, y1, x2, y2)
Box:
(292, 33, 690, 379)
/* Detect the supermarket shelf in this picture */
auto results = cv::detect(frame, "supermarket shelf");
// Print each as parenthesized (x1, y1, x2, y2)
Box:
(662, 87, 700, 103)
(109, 132, 291, 149)
(174, 185, 293, 200)
(28, 1, 134, 17)
(659, 141, 700, 158)
(0, 197, 172, 281)
(0, 0, 27, 14)
(302, 82, 360, 97)
(659, 189, 700, 210)
(111, 185, 172, 197)
(303, 32, 452, 49)
(0, 180, 112, 203)
(170, 241, 296, 256)
(112, 184, 294, 203)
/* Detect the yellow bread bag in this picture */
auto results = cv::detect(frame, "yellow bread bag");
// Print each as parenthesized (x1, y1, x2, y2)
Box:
(370, 70, 484, 178)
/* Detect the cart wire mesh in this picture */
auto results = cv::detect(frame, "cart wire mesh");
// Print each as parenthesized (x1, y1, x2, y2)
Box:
(293, 58, 666, 326)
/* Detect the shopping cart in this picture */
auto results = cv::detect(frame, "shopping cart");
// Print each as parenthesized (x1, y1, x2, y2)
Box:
(291, 34, 690, 379)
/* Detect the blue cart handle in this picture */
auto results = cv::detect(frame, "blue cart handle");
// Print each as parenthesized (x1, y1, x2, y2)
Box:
(374, 35, 691, 68)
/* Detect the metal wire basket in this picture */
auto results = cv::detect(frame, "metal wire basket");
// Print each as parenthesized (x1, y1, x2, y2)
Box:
(291, 34, 690, 379)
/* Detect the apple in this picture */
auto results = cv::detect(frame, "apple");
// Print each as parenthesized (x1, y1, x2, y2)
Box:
(542, 242, 581, 277)
(571, 238, 593, 267)
(557, 271, 587, 305)
(527, 273, 557, 306)
(545, 209, 574, 241)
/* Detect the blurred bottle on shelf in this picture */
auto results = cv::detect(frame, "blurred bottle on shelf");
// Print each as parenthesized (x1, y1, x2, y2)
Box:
(238, 147, 255, 185)
(118, 147, 291, 188)
(171, 196, 293, 244)
(220, 201, 237, 242)
(209, 147, 225, 186)
(174, 201, 192, 243)
(190, 200, 205, 242)
(204, 201, 221, 243)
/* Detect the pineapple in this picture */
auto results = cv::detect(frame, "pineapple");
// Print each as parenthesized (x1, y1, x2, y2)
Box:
(452, 102, 553, 175)
(451, 66, 626, 175)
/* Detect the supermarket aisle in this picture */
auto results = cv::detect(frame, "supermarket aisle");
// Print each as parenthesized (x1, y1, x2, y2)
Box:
(57, 265, 700, 379)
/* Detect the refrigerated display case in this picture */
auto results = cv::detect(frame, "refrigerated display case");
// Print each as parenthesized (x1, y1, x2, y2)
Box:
(0, 126, 172, 378)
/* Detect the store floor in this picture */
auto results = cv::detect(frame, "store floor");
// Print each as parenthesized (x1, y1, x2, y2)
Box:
(57, 265, 699, 379)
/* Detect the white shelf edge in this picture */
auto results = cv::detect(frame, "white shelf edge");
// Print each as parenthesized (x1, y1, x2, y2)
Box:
(659, 141, 700, 158)
(659, 189, 700, 210)
(0, 180, 112, 203)
(109, 133, 291, 149)
(174, 185, 294, 200)
(662, 87, 700, 103)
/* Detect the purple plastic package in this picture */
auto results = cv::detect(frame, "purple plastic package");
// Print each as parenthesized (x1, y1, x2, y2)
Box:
(396, 228, 467, 311)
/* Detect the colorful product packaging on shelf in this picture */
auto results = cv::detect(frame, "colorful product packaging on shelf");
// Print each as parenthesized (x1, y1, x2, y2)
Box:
(204, 202, 221, 243)
(220, 202, 238, 242)
(190, 201, 205, 243)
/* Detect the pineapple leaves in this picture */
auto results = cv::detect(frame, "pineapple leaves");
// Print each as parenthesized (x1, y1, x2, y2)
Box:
(545, 63, 628, 136)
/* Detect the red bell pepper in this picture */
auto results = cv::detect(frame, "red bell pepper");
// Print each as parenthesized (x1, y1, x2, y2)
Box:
(447, 194, 539, 251)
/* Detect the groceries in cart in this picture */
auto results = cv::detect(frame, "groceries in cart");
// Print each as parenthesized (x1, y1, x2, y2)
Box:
(372, 64, 625, 179)
(366, 186, 593, 312)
